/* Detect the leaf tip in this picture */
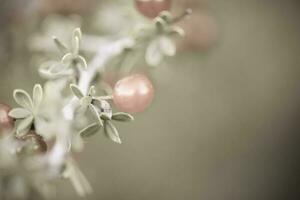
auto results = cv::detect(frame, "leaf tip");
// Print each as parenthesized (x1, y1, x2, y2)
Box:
(115, 136, 122, 144)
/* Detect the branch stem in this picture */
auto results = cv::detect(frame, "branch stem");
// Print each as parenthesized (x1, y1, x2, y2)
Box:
(47, 37, 134, 176)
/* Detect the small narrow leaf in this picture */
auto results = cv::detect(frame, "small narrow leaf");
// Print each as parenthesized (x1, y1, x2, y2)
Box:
(16, 116, 34, 137)
(53, 36, 68, 54)
(76, 55, 88, 70)
(73, 163, 92, 196)
(104, 121, 121, 144)
(62, 53, 73, 64)
(33, 84, 43, 108)
(146, 39, 163, 66)
(73, 28, 82, 41)
(72, 36, 80, 55)
(13, 89, 33, 110)
(159, 36, 176, 56)
(159, 11, 173, 23)
(100, 113, 110, 121)
(112, 112, 134, 122)
(168, 26, 185, 37)
(75, 104, 88, 114)
(9, 108, 31, 119)
(79, 123, 101, 138)
(88, 86, 96, 96)
(154, 17, 167, 32)
(80, 96, 92, 106)
(70, 84, 84, 99)
(88, 104, 103, 127)
(66, 157, 92, 197)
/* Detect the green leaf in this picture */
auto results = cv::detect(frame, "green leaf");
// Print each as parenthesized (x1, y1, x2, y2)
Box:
(79, 123, 101, 138)
(70, 84, 84, 99)
(80, 96, 92, 106)
(154, 17, 167, 32)
(76, 104, 88, 114)
(13, 89, 33, 110)
(159, 36, 176, 56)
(9, 108, 31, 119)
(159, 11, 173, 23)
(146, 39, 163, 66)
(16, 116, 34, 137)
(33, 84, 43, 108)
(168, 26, 185, 37)
(104, 121, 121, 144)
(76, 55, 88, 70)
(72, 36, 80, 55)
(112, 112, 134, 122)
(64, 157, 92, 197)
(88, 104, 103, 127)
(88, 86, 96, 96)
(73, 28, 82, 41)
(53, 36, 68, 54)
(100, 113, 110, 120)
(62, 53, 74, 64)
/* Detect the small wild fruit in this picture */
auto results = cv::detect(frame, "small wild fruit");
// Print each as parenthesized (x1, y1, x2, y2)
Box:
(113, 74, 154, 113)
(135, 0, 172, 19)
(0, 103, 14, 134)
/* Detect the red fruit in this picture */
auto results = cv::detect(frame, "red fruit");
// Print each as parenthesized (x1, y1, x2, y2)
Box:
(135, 0, 172, 19)
(113, 74, 154, 113)
(0, 103, 14, 134)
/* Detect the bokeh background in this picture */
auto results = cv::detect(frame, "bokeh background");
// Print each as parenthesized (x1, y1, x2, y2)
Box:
(1, 0, 300, 199)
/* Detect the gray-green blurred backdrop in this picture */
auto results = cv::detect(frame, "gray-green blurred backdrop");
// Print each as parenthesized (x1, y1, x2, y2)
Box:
(1, 0, 300, 199)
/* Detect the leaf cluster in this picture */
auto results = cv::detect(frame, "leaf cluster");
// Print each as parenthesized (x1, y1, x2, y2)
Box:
(9, 85, 43, 137)
(70, 84, 134, 144)
(39, 28, 87, 80)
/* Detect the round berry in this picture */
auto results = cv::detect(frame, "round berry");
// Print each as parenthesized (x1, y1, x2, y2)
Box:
(113, 74, 154, 113)
(135, 0, 172, 19)
(0, 103, 14, 134)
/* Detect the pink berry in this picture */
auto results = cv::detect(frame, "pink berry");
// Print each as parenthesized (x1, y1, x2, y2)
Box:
(135, 0, 172, 19)
(0, 103, 14, 134)
(113, 74, 154, 113)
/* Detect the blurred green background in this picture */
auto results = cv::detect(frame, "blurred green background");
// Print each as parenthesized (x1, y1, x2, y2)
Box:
(1, 0, 300, 199)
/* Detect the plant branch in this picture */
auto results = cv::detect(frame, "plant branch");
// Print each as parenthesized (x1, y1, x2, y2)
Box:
(46, 37, 135, 177)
